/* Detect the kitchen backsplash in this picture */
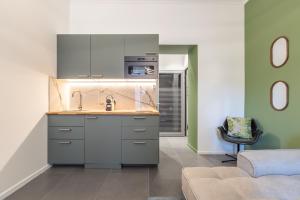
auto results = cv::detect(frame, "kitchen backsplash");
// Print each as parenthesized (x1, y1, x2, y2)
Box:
(49, 77, 157, 112)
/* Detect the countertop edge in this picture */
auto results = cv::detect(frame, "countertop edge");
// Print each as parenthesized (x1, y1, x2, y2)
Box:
(46, 111, 160, 116)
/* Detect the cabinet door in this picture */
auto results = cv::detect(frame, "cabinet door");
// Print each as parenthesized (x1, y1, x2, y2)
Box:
(85, 116, 121, 168)
(124, 34, 159, 56)
(57, 35, 91, 79)
(122, 140, 159, 164)
(91, 35, 124, 79)
(48, 139, 84, 164)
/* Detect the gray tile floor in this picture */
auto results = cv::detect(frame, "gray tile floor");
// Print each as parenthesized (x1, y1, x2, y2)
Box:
(6, 137, 235, 200)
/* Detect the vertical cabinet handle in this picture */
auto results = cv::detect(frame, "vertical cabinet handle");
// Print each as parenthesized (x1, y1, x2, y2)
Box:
(58, 141, 72, 144)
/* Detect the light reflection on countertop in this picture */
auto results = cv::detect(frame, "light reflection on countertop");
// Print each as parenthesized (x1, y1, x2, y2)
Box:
(47, 110, 160, 116)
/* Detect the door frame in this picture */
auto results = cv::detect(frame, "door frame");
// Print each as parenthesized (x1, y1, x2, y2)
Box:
(159, 70, 186, 137)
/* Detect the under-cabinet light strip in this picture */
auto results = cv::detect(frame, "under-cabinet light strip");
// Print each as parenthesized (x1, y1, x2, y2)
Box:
(64, 79, 156, 87)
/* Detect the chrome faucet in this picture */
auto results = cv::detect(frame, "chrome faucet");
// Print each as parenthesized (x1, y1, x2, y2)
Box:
(72, 91, 83, 111)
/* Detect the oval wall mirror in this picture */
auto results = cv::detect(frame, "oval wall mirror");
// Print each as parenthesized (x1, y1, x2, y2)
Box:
(271, 36, 289, 68)
(271, 81, 289, 111)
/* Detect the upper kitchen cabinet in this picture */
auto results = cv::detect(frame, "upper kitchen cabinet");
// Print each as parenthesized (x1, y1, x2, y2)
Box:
(124, 34, 159, 56)
(57, 35, 91, 79)
(91, 35, 125, 79)
(57, 34, 159, 79)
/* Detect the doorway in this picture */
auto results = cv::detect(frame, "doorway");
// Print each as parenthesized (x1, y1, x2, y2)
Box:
(158, 45, 198, 152)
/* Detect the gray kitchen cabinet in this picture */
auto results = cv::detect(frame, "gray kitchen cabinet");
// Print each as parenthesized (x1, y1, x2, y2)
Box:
(48, 115, 85, 127)
(122, 115, 159, 165)
(48, 140, 84, 164)
(124, 34, 159, 56)
(122, 116, 160, 126)
(122, 126, 159, 140)
(48, 115, 85, 165)
(122, 140, 159, 164)
(57, 34, 91, 79)
(48, 114, 159, 167)
(84, 116, 122, 168)
(91, 35, 125, 78)
(57, 34, 159, 79)
(48, 127, 84, 140)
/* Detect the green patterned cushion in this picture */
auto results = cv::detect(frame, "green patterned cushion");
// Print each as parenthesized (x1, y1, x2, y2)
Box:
(226, 117, 252, 139)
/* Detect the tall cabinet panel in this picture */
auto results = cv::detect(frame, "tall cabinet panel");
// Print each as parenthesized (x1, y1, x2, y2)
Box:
(84, 116, 122, 168)
(57, 35, 91, 79)
(125, 34, 159, 56)
(91, 35, 125, 78)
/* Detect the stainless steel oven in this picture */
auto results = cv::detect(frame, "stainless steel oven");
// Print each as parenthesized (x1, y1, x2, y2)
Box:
(124, 56, 158, 79)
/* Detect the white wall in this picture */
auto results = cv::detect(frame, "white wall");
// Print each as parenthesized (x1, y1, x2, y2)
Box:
(159, 54, 188, 71)
(0, 0, 69, 198)
(70, 0, 245, 154)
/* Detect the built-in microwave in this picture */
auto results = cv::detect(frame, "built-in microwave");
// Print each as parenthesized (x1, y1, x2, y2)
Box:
(124, 56, 158, 79)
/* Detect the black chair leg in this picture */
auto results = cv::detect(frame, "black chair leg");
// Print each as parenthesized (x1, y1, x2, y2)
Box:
(222, 154, 237, 163)
(221, 144, 240, 163)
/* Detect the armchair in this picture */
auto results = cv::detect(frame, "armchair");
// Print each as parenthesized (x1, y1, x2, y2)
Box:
(218, 119, 263, 163)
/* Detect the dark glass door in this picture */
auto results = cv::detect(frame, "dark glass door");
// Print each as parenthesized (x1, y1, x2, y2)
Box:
(159, 72, 185, 136)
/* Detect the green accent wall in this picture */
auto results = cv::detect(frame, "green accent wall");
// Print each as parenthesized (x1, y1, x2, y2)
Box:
(245, 0, 300, 149)
(187, 46, 198, 151)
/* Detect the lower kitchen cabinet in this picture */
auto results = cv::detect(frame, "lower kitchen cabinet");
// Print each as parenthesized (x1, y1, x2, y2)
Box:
(122, 140, 159, 164)
(122, 126, 159, 140)
(48, 140, 84, 164)
(121, 115, 159, 165)
(84, 116, 122, 168)
(48, 115, 85, 165)
(48, 127, 84, 140)
(48, 114, 159, 168)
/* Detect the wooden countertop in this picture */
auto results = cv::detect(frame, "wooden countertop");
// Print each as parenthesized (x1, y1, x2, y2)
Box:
(47, 110, 160, 116)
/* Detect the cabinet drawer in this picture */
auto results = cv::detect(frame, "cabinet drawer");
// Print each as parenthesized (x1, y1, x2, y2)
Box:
(122, 140, 159, 164)
(48, 115, 84, 127)
(122, 116, 159, 126)
(48, 127, 84, 139)
(48, 140, 84, 164)
(85, 116, 122, 126)
(122, 126, 159, 140)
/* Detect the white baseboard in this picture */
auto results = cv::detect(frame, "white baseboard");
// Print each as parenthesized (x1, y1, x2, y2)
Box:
(0, 164, 51, 200)
(197, 150, 233, 155)
(197, 145, 245, 155)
